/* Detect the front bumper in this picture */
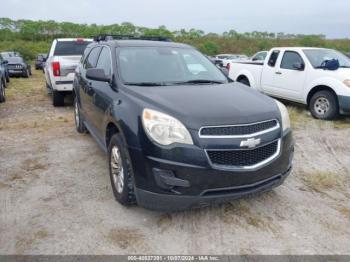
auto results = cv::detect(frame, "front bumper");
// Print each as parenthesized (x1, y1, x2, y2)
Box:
(8, 69, 24, 76)
(338, 95, 350, 115)
(136, 168, 291, 211)
(129, 131, 294, 211)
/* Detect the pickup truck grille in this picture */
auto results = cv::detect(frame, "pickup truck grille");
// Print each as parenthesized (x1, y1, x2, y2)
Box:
(206, 140, 279, 169)
(200, 120, 279, 137)
(8, 64, 22, 70)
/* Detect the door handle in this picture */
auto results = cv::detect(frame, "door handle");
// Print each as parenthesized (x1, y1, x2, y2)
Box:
(275, 71, 282, 75)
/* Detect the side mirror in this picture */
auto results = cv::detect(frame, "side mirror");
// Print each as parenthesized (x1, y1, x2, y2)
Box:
(293, 62, 305, 71)
(220, 67, 229, 77)
(86, 68, 111, 82)
(252, 57, 258, 61)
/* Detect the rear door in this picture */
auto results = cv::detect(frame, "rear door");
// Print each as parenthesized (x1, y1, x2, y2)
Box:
(261, 50, 281, 94)
(79, 46, 102, 126)
(88, 46, 114, 138)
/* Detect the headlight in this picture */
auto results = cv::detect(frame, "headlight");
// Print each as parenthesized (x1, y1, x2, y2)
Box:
(275, 100, 291, 131)
(344, 80, 350, 87)
(142, 109, 193, 146)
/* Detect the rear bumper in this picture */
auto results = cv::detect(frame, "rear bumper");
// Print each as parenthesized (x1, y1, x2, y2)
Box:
(135, 168, 291, 211)
(338, 95, 350, 115)
(52, 80, 74, 91)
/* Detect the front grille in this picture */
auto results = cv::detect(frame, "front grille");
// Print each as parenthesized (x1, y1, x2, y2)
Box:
(200, 120, 278, 137)
(207, 141, 279, 168)
(8, 64, 22, 70)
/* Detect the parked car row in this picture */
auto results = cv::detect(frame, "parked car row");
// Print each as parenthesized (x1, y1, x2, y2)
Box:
(41, 35, 349, 211)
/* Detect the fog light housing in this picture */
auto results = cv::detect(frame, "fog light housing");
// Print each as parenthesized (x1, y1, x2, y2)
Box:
(153, 168, 190, 190)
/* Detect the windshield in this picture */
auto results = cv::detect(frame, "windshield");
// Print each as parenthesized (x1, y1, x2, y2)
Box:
(118, 47, 228, 86)
(7, 57, 24, 63)
(303, 49, 350, 68)
(54, 41, 91, 56)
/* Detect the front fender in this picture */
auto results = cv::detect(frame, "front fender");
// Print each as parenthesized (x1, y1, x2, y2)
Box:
(304, 77, 350, 103)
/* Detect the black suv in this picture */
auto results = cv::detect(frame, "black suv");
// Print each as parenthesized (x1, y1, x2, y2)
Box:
(73, 35, 294, 211)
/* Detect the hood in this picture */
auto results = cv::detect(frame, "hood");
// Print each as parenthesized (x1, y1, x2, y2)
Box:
(126, 82, 281, 130)
(316, 68, 350, 80)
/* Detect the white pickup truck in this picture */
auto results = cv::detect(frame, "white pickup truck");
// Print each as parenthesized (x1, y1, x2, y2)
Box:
(229, 47, 350, 120)
(45, 38, 92, 106)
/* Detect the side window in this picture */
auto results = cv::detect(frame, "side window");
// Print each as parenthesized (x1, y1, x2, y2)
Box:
(84, 47, 101, 69)
(96, 47, 112, 76)
(268, 50, 280, 67)
(281, 51, 304, 70)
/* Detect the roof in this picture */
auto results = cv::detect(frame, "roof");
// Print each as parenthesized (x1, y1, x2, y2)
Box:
(271, 47, 330, 51)
(96, 40, 193, 49)
(55, 38, 93, 42)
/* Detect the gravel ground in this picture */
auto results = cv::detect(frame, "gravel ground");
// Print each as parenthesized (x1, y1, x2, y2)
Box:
(0, 69, 350, 255)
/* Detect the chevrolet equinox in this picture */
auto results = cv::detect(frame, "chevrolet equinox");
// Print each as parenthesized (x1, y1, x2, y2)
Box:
(73, 35, 294, 211)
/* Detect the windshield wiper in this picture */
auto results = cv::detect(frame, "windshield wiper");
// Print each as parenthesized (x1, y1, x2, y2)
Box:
(124, 82, 169, 86)
(339, 66, 350, 68)
(171, 80, 225, 85)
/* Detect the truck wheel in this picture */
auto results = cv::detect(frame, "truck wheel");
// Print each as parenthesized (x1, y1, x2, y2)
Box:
(74, 97, 87, 133)
(0, 80, 6, 103)
(52, 90, 65, 107)
(238, 77, 250, 87)
(309, 90, 338, 120)
(46, 83, 52, 95)
(108, 133, 136, 206)
(6, 73, 10, 83)
(23, 69, 29, 78)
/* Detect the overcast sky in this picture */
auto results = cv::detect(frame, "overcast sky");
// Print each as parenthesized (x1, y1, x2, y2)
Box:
(1, 0, 349, 38)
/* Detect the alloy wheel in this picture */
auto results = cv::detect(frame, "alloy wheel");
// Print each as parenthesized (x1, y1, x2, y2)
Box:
(111, 146, 124, 194)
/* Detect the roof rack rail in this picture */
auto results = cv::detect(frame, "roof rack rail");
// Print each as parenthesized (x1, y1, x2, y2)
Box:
(93, 35, 172, 42)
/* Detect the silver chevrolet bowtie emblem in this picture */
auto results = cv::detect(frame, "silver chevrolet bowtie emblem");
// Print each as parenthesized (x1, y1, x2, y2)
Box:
(240, 138, 261, 148)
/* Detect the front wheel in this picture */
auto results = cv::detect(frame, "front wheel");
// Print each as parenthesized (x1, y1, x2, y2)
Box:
(23, 69, 30, 78)
(108, 134, 136, 206)
(309, 90, 339, 120)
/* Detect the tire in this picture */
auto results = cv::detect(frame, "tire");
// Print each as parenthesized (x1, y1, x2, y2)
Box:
(74, 97, 87, 133)
(46, 83, 52, 95)
(6, 73, 10, 83)
(108, 133, 136, 206)
(0, 80, 6, 103)
(52, 90, 64, 107)
(309, 90, 339, 120)
(23, 69, 29, 78)
(238, 77, 250, 87)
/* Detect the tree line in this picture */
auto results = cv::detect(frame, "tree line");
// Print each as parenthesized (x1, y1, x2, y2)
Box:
(0, 18, 349, 61)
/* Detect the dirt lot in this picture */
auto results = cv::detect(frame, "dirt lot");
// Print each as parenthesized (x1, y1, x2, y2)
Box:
(1, 69, 350, 255)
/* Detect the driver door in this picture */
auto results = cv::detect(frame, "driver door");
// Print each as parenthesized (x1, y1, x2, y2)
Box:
(273, 51, 307, 101)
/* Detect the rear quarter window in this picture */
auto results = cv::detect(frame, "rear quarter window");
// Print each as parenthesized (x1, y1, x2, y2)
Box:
(54, 41, 91, 56)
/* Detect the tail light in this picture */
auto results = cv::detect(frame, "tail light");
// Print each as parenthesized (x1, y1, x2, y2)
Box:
(52, 62, 60, 77)
(226, 62, 230, 72)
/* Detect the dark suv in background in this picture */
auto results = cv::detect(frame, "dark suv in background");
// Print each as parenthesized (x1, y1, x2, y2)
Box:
(73, 35, 294, 211)
(0, 53, 10, 84)
(35, 53, 47, 70)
